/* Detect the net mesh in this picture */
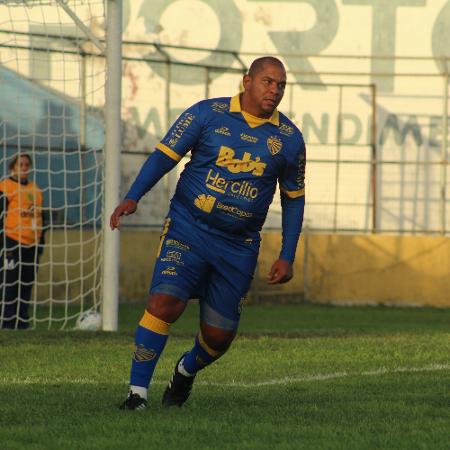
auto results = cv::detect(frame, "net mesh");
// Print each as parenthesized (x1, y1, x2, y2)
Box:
(0, 0, 105, 329)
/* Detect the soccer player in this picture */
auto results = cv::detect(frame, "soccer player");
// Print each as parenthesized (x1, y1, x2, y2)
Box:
(110, 56, 306, 410)
(0, 154, 45, 329)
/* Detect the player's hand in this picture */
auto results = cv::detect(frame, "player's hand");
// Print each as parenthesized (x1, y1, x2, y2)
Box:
(110, 199, 137, 230)
(267, 259, 293, 284)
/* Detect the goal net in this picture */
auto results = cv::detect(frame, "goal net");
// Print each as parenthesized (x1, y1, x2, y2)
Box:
(0, 0, 107, 329)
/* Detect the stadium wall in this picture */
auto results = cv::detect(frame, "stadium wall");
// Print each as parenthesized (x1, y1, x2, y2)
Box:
(37, 231, 450, 307)
(115, 231, 450, 307)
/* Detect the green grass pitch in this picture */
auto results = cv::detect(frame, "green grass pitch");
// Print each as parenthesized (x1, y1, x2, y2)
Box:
(1, 302, 449, 450)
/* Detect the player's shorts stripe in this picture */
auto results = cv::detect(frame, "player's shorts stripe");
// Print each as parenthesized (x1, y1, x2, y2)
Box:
(198, 330, 222, 358)
(155, 143, 182, 162)
(280, 187, 305, 198)
(139, 310, 171, 335)
(156, 218, 171, 258)
(201, 302, 239, 331)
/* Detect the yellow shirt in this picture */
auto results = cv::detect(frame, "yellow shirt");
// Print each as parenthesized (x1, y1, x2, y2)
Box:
(0, 177, 43, 245)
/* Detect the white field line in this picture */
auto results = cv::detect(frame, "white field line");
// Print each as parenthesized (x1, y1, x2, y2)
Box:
(1, 363, 449, 388)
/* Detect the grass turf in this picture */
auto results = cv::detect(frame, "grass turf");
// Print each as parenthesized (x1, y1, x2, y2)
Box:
(0, 302, 449, 450)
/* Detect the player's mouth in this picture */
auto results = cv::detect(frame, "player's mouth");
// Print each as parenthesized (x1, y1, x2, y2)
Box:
(263, 98, 278, 107)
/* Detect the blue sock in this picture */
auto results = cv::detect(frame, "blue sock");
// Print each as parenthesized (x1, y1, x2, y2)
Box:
(129, 310, 170, 392)
(181, 331, 225, 375)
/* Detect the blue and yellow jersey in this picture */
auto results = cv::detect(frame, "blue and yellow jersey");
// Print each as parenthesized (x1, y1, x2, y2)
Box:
(154, 94, 305, 240)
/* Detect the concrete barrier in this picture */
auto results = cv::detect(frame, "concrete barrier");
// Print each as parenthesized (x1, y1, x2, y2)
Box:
(36, 230, 450, 307)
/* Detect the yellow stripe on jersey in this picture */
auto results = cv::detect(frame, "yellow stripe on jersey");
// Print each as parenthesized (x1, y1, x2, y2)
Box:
(155, 143, 182, 162)
(139, 310, 171, 335)
(156, 217, 171, 258)
(280, 187, 305, 198)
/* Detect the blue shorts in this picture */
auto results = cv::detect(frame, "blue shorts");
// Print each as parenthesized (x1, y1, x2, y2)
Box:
(149, 215, 259, 330)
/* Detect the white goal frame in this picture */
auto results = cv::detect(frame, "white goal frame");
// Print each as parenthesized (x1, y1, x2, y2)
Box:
(0, 0, 122, 331)
(102, 0, 121, 331)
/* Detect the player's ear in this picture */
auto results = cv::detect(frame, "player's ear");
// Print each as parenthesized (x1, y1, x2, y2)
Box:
(242, 74, 252, 91)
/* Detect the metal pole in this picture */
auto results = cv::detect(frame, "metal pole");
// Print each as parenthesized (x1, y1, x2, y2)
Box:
(333, 85, 343, 232)
(165, 61, 177, 203)
(79, 53, 87, 314)
(55, 0, 105, 53)
(102, 0, 122, 331)
(303, 226, 309, 302)
(80, 53, 87, 223)
(370, 83, 377, 233)
(204, 67, 210, 99)
(441, 72, 448, 235)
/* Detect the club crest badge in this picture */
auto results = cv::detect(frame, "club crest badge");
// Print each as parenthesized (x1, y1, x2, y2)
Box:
(267, 135, 282, 155)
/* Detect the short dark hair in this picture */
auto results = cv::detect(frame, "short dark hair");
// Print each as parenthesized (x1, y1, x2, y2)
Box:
(248, 56, 285, 77)
(9, 153, 32, 171)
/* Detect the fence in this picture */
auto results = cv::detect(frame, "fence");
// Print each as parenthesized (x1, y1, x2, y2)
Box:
(1, 32, 449, 235)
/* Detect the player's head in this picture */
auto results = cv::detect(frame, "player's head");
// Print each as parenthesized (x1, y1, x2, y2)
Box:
(9, 153, 32, 182)
(242, 56, 286, 118)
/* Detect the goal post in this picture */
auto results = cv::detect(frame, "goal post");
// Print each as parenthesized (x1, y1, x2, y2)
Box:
(102, 0, 122, 331)
(0, 0, 122, 330)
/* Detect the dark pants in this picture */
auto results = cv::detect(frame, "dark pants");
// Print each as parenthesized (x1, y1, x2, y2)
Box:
(1, 237, 40, 329)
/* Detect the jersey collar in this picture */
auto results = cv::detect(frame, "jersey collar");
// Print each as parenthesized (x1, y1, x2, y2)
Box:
(230, 94, 280, 128)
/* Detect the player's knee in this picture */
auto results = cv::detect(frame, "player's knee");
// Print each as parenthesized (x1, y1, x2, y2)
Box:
(146, 293, 185, 323)
(200, 322, 236, 353)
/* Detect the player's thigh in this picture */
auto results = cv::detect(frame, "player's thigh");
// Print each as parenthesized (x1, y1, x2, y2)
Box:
(3, 238, 19, 284)
(150, 225, 208, 302)
(201, 243, 258, 331)
(20, 246, 38, 284)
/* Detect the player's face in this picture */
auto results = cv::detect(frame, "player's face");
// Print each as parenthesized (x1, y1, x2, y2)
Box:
(13, 156, 30, 182)
(243, 63, 286, 118)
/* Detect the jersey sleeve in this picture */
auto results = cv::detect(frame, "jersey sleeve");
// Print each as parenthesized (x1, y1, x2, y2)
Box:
(0, 182, 9, 243)
(278, 138, 306, 263)
(279, 138, 306, 199)
(155, 102, 204, 163)
(125, 102, 205, 202)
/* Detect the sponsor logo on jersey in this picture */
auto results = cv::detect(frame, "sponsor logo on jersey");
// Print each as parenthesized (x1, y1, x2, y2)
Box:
(267, 135, 283, 155)
(165, 239, 190, 251)
(162, 266, 177, 276)
(161, 250, 184, 265)
(297, 152, 306, 189)
(211, 102, 229, 113)
(215, 126, 231, 136)
(164, 112, 195, 148)
(217, 201, 252, 219)
(279, 123, 295, 136)
(194, 194, 217, 213)
(240, 133, 258, 143)
(5, 256, 15, 270)
(133, 344, 157, 362)
(216, 146, 266, 176)
(20, 208, 35, 218)
(205, 169, 258, 201)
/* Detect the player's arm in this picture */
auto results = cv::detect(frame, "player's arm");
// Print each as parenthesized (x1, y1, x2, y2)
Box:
(268, 143, 306, 284)
(0, 190, 8, 246)
(38, 206, 50, 256)
(110, 104, 203, 230)
(109, 151, 178, 229)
